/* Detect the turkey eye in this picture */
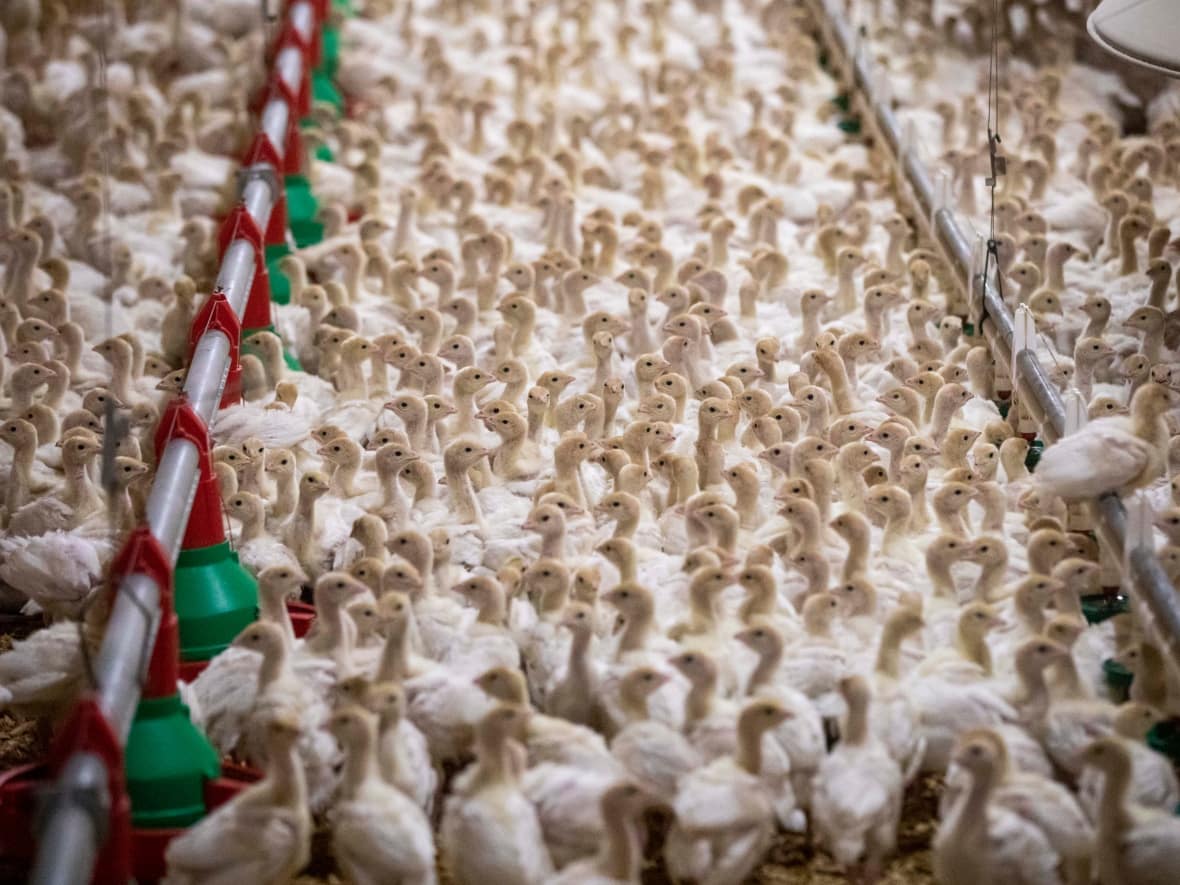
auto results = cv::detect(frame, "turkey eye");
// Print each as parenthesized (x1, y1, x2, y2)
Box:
(465, 447, 472, 453)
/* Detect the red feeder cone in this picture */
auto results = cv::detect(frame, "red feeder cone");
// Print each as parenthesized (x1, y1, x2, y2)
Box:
(153, 396, 258, 673)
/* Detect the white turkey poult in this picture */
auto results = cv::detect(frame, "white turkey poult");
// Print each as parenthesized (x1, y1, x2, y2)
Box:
(3, 0, 1180, 884)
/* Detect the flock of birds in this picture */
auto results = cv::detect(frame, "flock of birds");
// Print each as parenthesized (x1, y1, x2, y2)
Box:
(1, 0, 1180, 883)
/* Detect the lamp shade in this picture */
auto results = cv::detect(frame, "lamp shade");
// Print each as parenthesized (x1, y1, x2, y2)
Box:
(1088, 0, 1180, 78)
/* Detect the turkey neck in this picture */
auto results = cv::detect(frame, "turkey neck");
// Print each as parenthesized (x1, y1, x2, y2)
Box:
(239, 502, 265, 543)
(495, 431, 527, 478)
(600, 808, 643, 882)
(815, 350, 855, 414)
(937, 761, 993, 884)
(617, 599, 653, 656)
(539, 525, 566, 560)
(738, 583, 774, 624)
(475, 587, 507, 626)
(64, 459, 101, 512)
(1148, 273, 1170, 310)
(901, 474, 929, 531)
(526, 400, 546, 443)
(444, 460, 479, 523)
(470, 727, 516, 793)
(613, 507, 638, 540)
(1131, 394, 1167, 444)
(880, 505, 911, 554)
(510, 311, 536, 354)
(927, 553, 956, 597)
(735, 717, 766, 775)
(564, 627, 594, 700)
(393, 199, 415, 257)
(1118, 225, 1140, 276)
(747, 641, 784, 694)
(618, 679, 653, 722)
(257, 637, 291, 690)
(340, 724, 378, 801)
(1093, 756, 1134, 838)
(378, 462, 407, 522)
(268, 740, 308, 809)
(874, 622, 914, 680)
(1050, 653, 1086, 700)
(1014, 661, 1051, 722)
(376, 617, 411, 682)
(272, 470, 297, 519)
(7, 244, 37, 312)
(376, 710, 404, 787)
(957, 624, 992, 675)
(840, 527, 869, 580)
(503, 375, 528, 405)
(368, 352, 389, 397)
(711, 513, 738, 554)
(686, 583, 719, 634)
(972, 557, 1006, 602)
(291, 489, 320, 561)
(259, 593, 297, 649)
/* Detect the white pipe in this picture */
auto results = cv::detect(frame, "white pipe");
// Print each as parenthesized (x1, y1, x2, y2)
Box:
(28, 5, 315, 883)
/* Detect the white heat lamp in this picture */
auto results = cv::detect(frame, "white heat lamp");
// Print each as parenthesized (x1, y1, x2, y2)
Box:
(1088, 0, 1180, 78)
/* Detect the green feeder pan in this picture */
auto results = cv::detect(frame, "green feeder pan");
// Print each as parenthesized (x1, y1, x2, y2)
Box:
(1024, 440, 1044, 472)
(297, 116, 333, 161)
(995, 399, 1011, 419)
(1147, 719, 1180, 768)
(265, 243, 292, 305)
(1102, 658, 1133, 703)
(962, 322, 975, 336)
(125, 693, 221, 828)
(174, 542, 259, 662)
(838, 117, 861, 135)
(1080, 592, 1130, 625)
(312, 71, 344, 114)
(831, 93, 851, 112)
(285, 175, 324, 249)
(320, 28, 341, 79)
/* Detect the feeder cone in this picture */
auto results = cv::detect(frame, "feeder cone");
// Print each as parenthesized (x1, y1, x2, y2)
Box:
(107, 526, 221, 830)
(154, 397, 259, 664)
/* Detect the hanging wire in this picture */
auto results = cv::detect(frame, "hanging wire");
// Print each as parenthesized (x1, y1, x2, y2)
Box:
(979, 0, 1007, 331)
(92, 1, 130, 511)
(80, 0, 138, 695)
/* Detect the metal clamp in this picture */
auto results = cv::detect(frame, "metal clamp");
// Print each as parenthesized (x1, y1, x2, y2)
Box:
(33, 756, 110, 847)
(236, 163, 281, 206)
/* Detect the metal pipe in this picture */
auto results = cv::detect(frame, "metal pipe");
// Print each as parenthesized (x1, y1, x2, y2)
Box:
(28, 4, 316, 882)
(808, 0, 1180, 667)
(29, 755, 108, 885)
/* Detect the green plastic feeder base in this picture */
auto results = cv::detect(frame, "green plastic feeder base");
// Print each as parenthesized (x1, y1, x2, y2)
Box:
(285, 175, 323, 248)
(838, 117, 861, 135)
(126, 694, 221, 828)
(175, 542, 259, 661)
(320, 27, 340, 79)
(1147, 719, 1180, 768)
(265, 242, 292, 305)
(1102, 658, 1133, 702)
(312, 71, 344, 113)
(1025, 440, 1044, 472)
(995, 399, 1011, 419)
(1080, 592, 1130, 625)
